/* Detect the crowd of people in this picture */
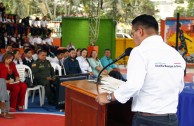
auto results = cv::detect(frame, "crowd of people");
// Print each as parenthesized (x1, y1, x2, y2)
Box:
(0, 42, 124, 119)
(0, 2, 186, 126)
(0, 1, 53, 50)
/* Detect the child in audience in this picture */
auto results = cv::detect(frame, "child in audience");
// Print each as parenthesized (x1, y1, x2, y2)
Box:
(23, 48, 34, 68)
(13, 49, 23, 65)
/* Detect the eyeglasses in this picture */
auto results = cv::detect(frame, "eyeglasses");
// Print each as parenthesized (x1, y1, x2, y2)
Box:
(130, 29, 137, 38)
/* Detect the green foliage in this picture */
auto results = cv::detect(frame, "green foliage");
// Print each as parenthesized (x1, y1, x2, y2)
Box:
(175, 0, 185, 4)
(174, 6, 186, 17)
(174, 0, 194, 17)
(16, 2, 28, 18)
(186, 0, 194, 16)
(0, 0, 156, 21)
(124, 0, 156, 23)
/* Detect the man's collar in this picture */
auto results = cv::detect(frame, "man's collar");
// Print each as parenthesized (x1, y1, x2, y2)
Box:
(25, 57, 32, 62)
(104, 56, 110, 60)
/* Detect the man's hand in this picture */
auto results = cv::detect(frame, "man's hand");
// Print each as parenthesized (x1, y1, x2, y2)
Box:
(16, 77, 20, 81)
(112, 68, 120, 72)
(89, 72, 94, 76)
(9, 79, 14, 83)
(96, 92, 111, 105)
(51, 77, 56, 81)
(46, 77, 52, 81)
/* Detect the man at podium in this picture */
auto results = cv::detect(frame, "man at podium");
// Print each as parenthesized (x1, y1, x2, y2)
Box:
(96, 14, 186, 126)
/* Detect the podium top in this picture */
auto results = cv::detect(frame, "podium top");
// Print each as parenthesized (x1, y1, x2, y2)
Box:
(61, 80, 99, 98)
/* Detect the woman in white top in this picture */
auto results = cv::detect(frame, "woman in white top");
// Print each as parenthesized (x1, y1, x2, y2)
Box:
(76, 48, 94, 77)
(46, 34, 53, 46)
(12, 50, 23, 65)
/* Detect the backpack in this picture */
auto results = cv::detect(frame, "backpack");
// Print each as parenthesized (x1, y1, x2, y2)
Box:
(24, 68, 34, 88)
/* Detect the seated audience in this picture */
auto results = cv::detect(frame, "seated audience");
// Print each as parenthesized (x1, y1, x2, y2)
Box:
(0, 53, 27, 112)
(5, 45, 13, 53)
(63, 48, 81, 75)
(34, 36, 42, 47)
(51, 50, 65, 75)
(62, 49, 69, 61)
(0, 78, 14, 119)
(1, 32, 10, 48)
(40, 16, 47, 36)
(76, 48, 94, 76)
(101, 49, 117, 71)
(22, 48, 34, 68)
(101, 49, 125, 81)
(12, 49, 23, 65)
(31, 50, 56, 105)
(76, 48, 81, 57)
(32, 47, 41, 61)
(21, 44, 30, 59)
(45, 33, 53, 46)
(88, 50, 109, 78)
(10, 33, 19, 48)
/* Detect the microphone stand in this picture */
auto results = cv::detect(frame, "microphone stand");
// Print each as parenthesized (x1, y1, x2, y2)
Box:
(97, 58, 122, 83)
(96, 47, 133, 93)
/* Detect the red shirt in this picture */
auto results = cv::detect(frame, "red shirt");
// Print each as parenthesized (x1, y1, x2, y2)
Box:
(0, 62, 19, 79)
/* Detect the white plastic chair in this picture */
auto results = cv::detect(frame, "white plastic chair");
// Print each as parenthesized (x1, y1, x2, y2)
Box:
(50, 62, 62, 76)
(16, 64, 45, 109)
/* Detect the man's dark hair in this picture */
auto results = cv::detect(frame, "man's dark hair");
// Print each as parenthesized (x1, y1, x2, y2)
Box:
(37, 49, 47, 55)
(24, 48, 32, 54)
(62, 49, 68, 53)
(132, 14, 158, 32)
(54, 50, 63, 56)
(76, 48, 81, 52)
(104, 49, 110, 52)
(68, 48, 75, 53)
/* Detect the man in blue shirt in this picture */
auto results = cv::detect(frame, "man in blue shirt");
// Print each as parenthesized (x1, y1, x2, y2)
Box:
(101, 49, 126, 81)
(63, 48, 82, 75)
(101, 49, 117, 72)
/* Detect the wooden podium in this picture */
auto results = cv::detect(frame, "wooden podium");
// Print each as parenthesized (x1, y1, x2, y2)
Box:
(61, 80, 134, 126)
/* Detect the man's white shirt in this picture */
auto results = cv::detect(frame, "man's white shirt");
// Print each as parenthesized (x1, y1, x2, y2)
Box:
(32, 20, 39, 27)
(46, 37, 53, 46)
(41, 20, 47, 28)
(114, 35, 186, 114)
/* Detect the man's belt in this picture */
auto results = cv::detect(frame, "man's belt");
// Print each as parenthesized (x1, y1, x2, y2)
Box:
(139, 112, 175, 116)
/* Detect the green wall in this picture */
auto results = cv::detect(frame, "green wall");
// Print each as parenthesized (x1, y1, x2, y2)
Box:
(62, 18, 89, 48)
(62, 17, 116, 58)
(96, 19, 116, 58)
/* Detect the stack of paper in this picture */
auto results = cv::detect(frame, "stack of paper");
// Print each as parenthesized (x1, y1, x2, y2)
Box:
(98, 77, 125, 93)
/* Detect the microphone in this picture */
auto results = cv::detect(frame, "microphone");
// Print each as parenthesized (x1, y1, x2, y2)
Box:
(97, 47, 133, 83)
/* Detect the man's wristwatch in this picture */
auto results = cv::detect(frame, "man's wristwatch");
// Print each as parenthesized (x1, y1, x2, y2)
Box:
(107, 93, 112, 102)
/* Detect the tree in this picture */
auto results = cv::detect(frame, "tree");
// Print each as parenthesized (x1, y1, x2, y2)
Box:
(125, 0, 156, 23)
(186, 0, 194, 16)
(175, 0, 185, 4)
(174, 6, 186, 17)
(0, 0, 156, 21)
(101, 0, 156, 23)
(15, 0, 28, 18)
(174, 0, 194, 17)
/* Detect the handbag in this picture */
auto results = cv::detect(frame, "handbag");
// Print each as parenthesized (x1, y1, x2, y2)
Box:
(24, 68, 34, 88)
